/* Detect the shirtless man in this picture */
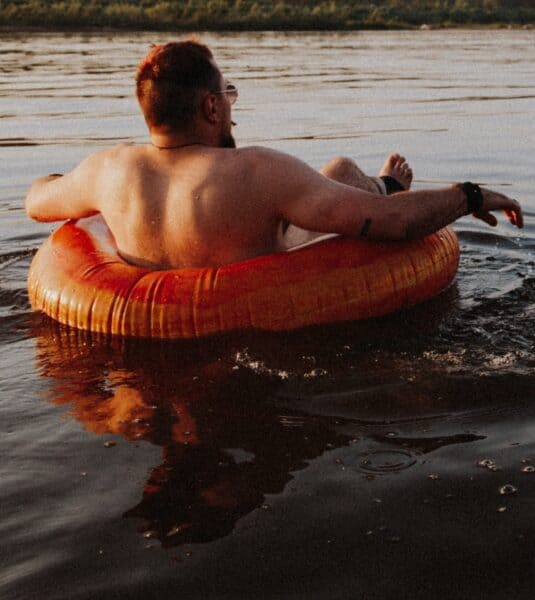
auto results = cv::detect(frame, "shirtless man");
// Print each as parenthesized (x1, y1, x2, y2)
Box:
(25, 40, 523, 269)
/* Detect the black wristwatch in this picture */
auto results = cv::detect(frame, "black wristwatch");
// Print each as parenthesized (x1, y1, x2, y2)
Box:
(457, 181, 484, 214)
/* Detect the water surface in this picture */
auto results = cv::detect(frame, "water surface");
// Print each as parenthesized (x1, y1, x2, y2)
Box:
(1, 30, 534, 600)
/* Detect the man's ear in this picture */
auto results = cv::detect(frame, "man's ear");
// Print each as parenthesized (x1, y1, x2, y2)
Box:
(201, 93, 219, 124)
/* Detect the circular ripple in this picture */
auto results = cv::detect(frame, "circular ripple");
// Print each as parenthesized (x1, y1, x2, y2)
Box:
(357, 449, 419, 474)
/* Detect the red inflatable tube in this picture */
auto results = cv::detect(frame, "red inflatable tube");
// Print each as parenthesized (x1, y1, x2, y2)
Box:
(28, 215, 459, 338)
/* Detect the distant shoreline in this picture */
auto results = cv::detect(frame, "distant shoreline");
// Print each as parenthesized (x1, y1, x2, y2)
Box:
(1, 1, 533, 33)
(0, 24, 533, 34)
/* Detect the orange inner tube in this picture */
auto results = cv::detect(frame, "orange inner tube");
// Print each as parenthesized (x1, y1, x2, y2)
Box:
(28, 216, 460, 339)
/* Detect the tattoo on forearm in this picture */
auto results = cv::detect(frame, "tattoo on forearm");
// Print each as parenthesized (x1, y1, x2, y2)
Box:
(359, 218, 372, 239)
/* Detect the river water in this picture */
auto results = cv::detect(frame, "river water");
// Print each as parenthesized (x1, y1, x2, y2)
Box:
(1, 30, 534, 599)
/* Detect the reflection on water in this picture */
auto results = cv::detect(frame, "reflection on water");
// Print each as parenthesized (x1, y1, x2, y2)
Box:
(31, 311, 533, 556)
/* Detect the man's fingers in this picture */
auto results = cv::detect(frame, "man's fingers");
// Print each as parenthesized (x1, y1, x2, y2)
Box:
(482, 190, 524, 229)
(504, 198, 523, 228)
(514, 202, 523, 228)
(475, 211, 498, 227)
(505, 209, 516, 226)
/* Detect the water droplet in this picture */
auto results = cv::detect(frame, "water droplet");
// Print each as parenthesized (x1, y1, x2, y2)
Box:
(80, 471, 87, 476)
(389, 536, 401, 543)
(428, 474, 440, 480)
(103, 441, 116, 448)
(335, 458, 343, 465)
(357, 450, 418, 474)
(477, 458, 496, 469)
(365, 530, 374, 536)
(521, 465, 535, 473)
(185, 551, 192, 558)
(261, 504, 270, 511)
(386, 432, 397, 438)
(143, 530, 158, 539)
(166, 525, 182, 537)
(373, 498, 382, 504)
(497, 506, 507, 513)
(499, 484, 518, 496)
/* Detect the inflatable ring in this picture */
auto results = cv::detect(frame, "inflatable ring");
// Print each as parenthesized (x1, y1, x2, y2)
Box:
(28, 216, 459, 338)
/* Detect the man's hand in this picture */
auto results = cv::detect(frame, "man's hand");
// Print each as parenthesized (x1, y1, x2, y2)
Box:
(474, 188, 524, 229)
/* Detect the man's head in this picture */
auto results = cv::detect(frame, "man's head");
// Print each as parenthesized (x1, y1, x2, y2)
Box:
(136, 40, 236, 147)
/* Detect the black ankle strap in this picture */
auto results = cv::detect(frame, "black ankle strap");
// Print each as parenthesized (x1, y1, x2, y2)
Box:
(380, 175, 405, 195)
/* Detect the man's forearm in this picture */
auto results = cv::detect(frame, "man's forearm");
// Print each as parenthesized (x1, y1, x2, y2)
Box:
(381, 182, 522, 241)
(25, 172, 99, 222)
(397, 185, 467, 240)
(25, 175, 64, 221)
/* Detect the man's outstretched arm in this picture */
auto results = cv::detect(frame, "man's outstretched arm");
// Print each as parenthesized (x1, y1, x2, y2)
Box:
(249, 148, 523, 240)
(25, 151, 105, 222)
(366, 184, 523, 240)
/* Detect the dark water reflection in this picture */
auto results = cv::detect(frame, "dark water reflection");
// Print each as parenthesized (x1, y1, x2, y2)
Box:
(31, 283, 533, 532)
(16, 308, 533, 599)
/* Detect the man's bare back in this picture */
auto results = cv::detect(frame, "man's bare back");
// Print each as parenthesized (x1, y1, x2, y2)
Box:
(25, 40, 523, 269)
(25, 142, 416, 268)
(94, 143, 284, 268)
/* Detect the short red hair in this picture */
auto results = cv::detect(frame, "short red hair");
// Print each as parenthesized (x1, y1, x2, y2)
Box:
(135, 40, 220, 131)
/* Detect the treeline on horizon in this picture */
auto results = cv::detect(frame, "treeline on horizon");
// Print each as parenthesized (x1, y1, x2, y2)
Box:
(1, 0, 535, 30)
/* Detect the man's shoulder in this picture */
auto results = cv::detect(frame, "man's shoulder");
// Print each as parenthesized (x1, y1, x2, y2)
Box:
(232, 146, 303, 172)
(93, 144, 153, 175)
(236, 145, 287, 160)
(80, 143, 141, 167)
(234, 146, 317, 186)
(105, 142, 144, 160)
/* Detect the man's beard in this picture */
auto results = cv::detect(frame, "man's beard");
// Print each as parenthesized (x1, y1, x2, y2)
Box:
(219, 132, 236, 148)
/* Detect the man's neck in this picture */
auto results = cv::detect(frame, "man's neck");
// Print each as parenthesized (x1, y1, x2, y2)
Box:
(150, 130, 216, 150)
(151, 141, 207, 150)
